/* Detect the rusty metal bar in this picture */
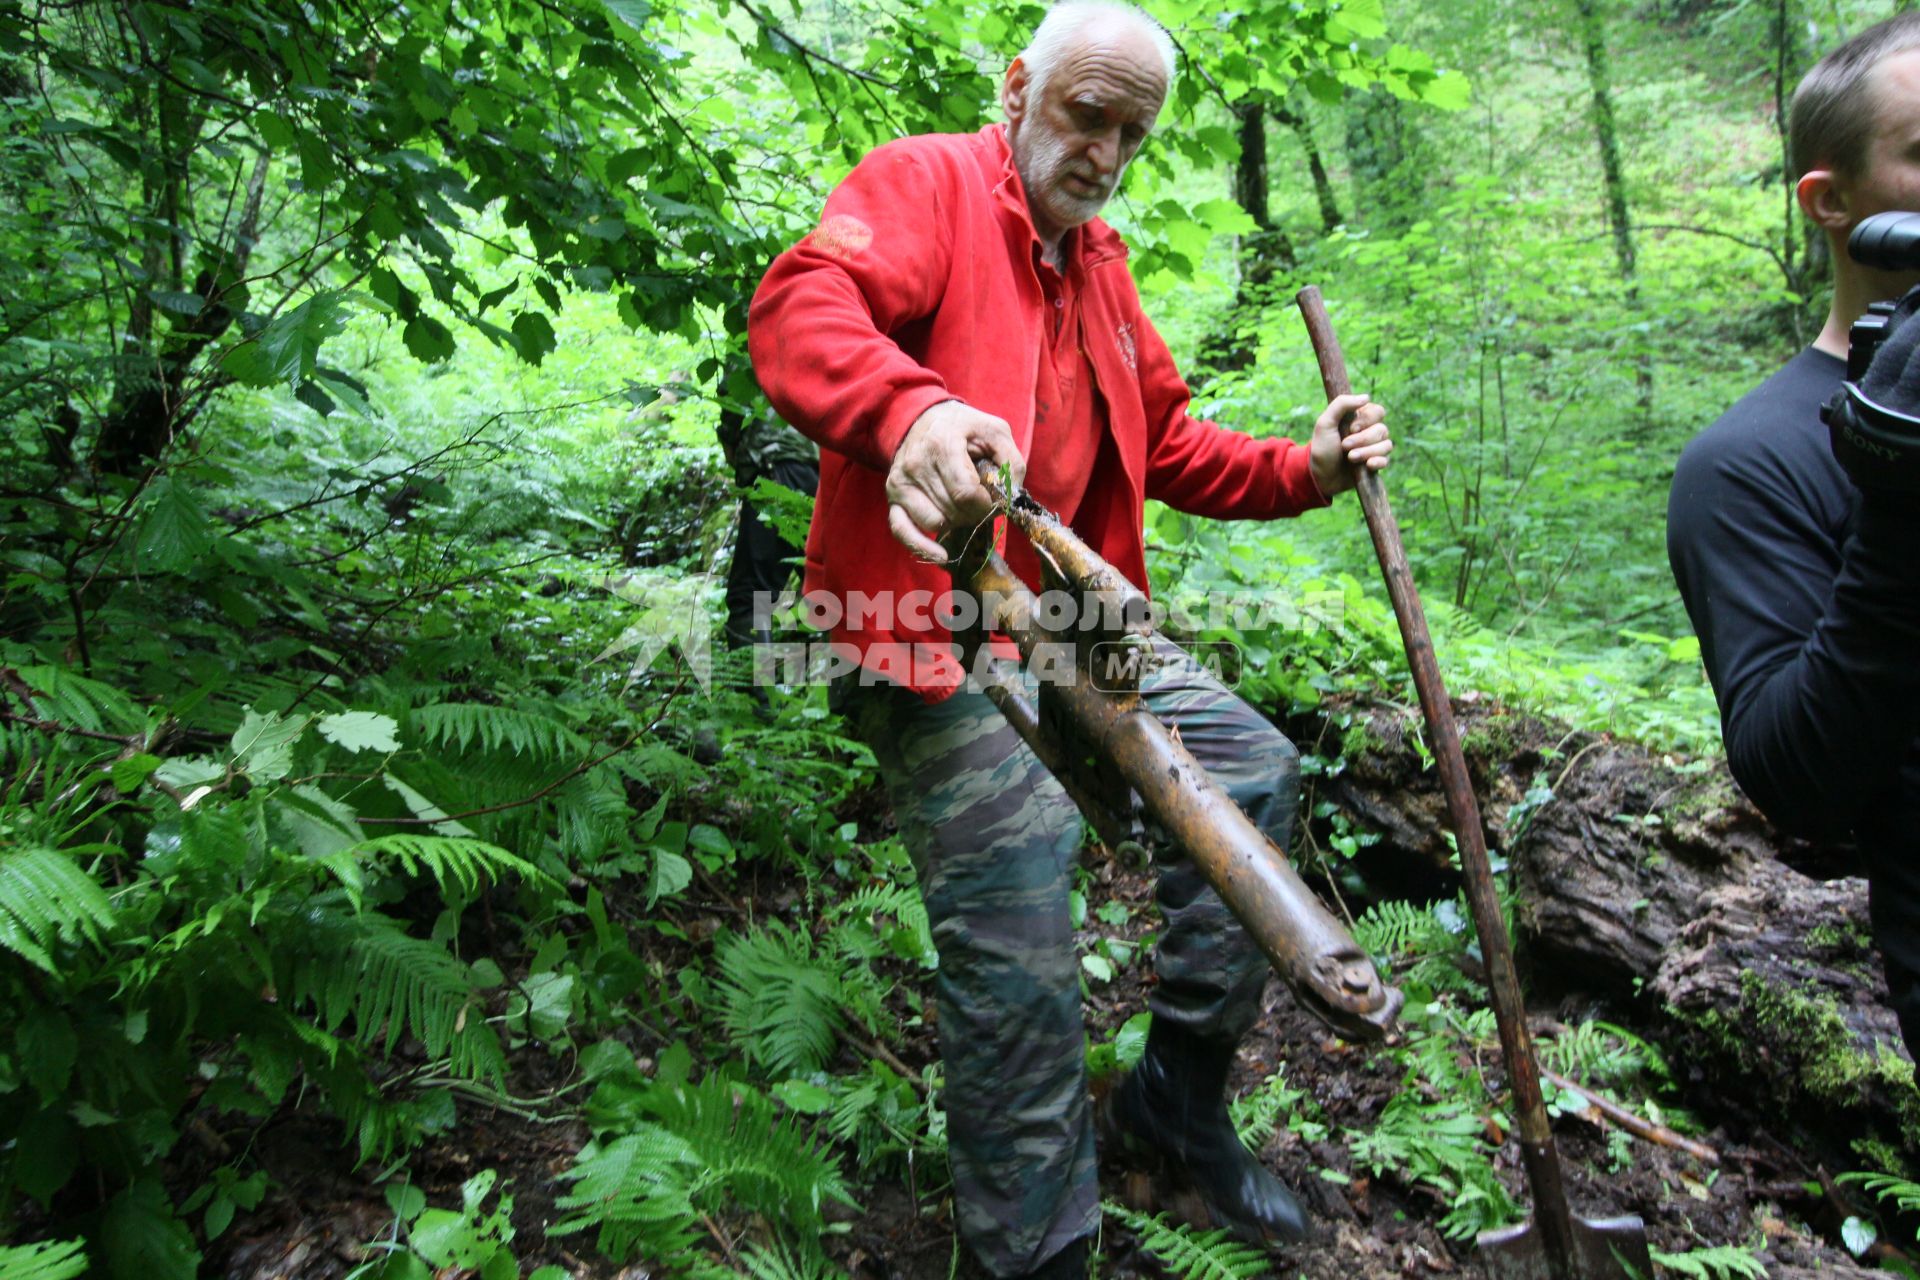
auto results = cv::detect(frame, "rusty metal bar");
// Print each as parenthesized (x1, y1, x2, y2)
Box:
(946, 485, 1402, 1043)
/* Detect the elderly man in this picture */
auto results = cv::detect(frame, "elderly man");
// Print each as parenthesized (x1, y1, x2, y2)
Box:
(750, 3, 1390, 1275)
(1668, 14, 1920, 1056)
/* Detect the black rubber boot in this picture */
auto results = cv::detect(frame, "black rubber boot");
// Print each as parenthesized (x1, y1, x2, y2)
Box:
(1019, 1237, 1090, 1280)
(1104, 1020, 1309, 1244)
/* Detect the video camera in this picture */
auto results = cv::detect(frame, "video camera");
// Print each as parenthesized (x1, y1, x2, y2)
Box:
(1821, 211, 1920, 490)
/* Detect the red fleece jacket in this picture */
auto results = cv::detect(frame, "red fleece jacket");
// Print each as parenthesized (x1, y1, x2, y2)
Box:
(748, 124, 1327, 701)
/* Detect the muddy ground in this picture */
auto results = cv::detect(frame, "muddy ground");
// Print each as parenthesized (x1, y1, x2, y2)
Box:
(195, 810, 1904, 1280)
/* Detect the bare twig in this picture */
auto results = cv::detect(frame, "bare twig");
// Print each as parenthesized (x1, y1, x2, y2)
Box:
(1541, 1067, 1720, 1165)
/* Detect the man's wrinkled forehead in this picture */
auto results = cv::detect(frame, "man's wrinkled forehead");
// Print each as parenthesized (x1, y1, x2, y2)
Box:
(1045, 29, 1168, 116)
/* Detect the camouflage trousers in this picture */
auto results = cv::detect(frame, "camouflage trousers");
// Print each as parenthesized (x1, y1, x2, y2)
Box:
(836, 637, 1299, 1277)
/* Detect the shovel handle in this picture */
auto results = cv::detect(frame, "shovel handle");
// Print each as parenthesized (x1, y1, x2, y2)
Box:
(1296, 287, 1584, 1273)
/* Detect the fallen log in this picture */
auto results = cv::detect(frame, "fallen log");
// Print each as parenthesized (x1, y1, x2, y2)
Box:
(1288, 694, 1920, 1171)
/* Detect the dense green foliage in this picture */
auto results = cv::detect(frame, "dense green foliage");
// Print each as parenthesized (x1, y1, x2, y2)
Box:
(0, 0, 1902, 1274)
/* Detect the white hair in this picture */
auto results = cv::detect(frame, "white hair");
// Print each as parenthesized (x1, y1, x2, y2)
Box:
(1020, 1, 1177, 97)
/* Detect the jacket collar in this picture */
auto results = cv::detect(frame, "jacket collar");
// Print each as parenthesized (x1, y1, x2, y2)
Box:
(981, 123, 1129, 270)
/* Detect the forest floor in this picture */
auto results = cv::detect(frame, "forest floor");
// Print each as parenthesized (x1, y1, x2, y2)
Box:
(192, 788, 1894, 1280)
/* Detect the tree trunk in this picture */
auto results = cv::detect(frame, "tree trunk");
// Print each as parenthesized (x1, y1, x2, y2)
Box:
(1288, 694, 1920, 1171)
(1274, 103, 1344, 234)
(1576, 0, 1636, 283)
(1194, 103, 1295, 384)
(1574, 0, 1654, 417)
(92, 150, 268, 474)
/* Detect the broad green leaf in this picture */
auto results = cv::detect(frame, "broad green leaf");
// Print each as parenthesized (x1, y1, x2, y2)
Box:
(221, 291, 349, 388)
(1332, 0, 1388, 39)
(1193, 198, 1260, 237)
(382, 775, 477, 838)
(112, 753, 163, 792)
(772, 1079, 835, 1113)
(647, 848, 692, 905)
(278, 786, 364, 858)
(519, 972, 575, 1041)
(1419, 70, 1472, 111)
(317, 711, 401, 753)
(510, 311, 557, 364)
(403, 314, 456, 362)
(102, 1179, 201, 1280)
(230, 709, 307, 782)
(138, 477, 213, 573)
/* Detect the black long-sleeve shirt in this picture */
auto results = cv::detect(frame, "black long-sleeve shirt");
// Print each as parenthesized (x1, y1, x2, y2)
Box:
(1668, 346, 1920, 1046)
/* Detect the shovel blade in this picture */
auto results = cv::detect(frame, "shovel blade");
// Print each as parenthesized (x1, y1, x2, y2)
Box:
(1477, 1214, 1655, 1280)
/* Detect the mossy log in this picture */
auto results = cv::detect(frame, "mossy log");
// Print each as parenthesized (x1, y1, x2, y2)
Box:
(1289, 695, 1920, 1170)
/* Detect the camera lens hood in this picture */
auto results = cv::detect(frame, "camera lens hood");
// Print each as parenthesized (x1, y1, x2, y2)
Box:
(1825, 382, 1920, 491)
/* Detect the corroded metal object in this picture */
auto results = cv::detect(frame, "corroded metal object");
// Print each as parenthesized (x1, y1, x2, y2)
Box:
(943, 466, 1402, 1043)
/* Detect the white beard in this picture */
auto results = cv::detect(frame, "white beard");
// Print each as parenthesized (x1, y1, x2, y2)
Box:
(1015, 121, 1120, 232)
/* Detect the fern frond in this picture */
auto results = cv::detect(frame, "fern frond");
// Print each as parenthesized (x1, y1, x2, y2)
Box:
(1103, 1203, 1270, 1279)
(1541, 1020, 1668, 1088)
(554, 773, 636, 864)
(1353, 899, 1449, 960)
(1648, 1244, 1769, 1279)
(551, 1127, 708, 1262)
(830, 882, 935, 968)
(738, 1241, 845, 1280)
(642, 1075, 859, 1227)
(1347, 1090, 1518, 1240)
(291, 901, 504, 1083)
(341, 834, 548, 897)
(12, 665, 141, 734)
(412, 703, 585, 760)
(0, 1238, 89, 1280)
(1840, 1169, 1920, 1216)
(713, 923, 851, 1077)
(1230, 1069, 1321, 1152)
(0, 846, 116, 971)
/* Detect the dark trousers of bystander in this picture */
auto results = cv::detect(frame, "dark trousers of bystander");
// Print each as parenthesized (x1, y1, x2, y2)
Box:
(723, 458, 819, 650)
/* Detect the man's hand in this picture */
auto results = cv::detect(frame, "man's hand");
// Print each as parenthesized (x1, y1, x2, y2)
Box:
(887, 400, 1025, 562)
(1309, 393, 1392, 498)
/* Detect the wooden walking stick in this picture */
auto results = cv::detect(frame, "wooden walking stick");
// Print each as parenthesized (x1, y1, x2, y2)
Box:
(1295, 286, 1654, 1280)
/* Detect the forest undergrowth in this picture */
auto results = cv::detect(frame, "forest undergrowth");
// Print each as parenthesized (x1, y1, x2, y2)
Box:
(5, 0, 1919, 1275)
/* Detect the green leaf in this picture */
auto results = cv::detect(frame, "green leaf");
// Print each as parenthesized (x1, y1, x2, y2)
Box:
(1114, 1012, 1151, 1069)
(112, 753, 163, 792)
(403, 314, 456, 362)
(1332, 0, 1388, 38)
(16, 1109, 78, 1203)
(647, 849, 692, 905)
(138, 476, 214, 573)
(510, 311, 558, 365)
(317, 711, 401, 753)
(255, 112, 297, 149)
(600, 0, 652, 32)
(102, 1179, 202, 1280)
(222, 291, 349, 388)
(1193, 198, 1259, 237)
(150, 289, 207, 316)
(1081, 953, 1114, 983)
(772, 1079, 835, 1113)
(519, 972, 576, 1042)
(278, 785, 364, 858)
(230, 708, 307, 781)
(1419, 70, 1472, 111)
(0, 1238, 89, 1280)
(382, 774, 477, 837)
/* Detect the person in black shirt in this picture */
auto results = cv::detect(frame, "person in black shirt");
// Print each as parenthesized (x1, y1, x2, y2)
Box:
(1668, 14, 1920, 1051)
